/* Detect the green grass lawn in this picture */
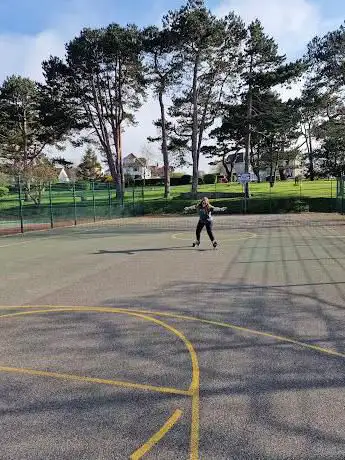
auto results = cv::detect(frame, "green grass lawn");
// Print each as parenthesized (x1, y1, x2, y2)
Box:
(133, 179, 336, 200)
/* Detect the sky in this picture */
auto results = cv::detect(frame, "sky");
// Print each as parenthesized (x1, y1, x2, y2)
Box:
(0, 0, 344, 172)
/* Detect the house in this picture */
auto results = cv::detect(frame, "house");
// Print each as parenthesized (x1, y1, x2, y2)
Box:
(56, 167, 78, 183)
(225, 152, 303, 182)
(57, 167, 70, 183)
(123, 154, 152, 179)
(150, 164, 175, 178)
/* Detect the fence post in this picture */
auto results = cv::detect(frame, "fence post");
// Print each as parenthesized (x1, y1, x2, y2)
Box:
(91, 181, 96, 223)
(17, 175, 24, 234)
(49, 182, 54, 229)
(107, 182, 112, 219)
(72, 182, 77, 226)
(242, 184, 247, 214)
(299, 178, 302, 213)
(141, 180, 145, 216)
(269, 183, 272, 214)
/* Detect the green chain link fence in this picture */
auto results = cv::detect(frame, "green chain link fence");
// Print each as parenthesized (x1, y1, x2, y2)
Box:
(0, 176, 340, 235)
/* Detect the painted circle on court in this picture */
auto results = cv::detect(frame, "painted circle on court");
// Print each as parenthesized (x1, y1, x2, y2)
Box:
(172, 231, 257, 242)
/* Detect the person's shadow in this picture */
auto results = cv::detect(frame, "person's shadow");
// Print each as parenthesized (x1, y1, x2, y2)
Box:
(94, 246, 214, 255)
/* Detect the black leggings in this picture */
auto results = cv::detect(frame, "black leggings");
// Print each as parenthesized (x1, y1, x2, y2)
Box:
(196, 220, 215, 242)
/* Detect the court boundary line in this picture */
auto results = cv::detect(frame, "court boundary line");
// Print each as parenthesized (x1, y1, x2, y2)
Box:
(0, 307, 199, 460)
(2, 305, 344, 360)
(2, 304, 345, 458)
(130, 409, 183, 460)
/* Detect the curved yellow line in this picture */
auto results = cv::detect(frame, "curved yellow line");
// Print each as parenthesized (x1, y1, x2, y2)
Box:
(124, 308, 345, 360)
(130, 409, 183, 460)
(0, 306, 200, 460)
(10, 306, 345, 360)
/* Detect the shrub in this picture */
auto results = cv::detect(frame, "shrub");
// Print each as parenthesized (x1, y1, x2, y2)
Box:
(135, 178, 164, 187)
(170, 172, 184, 178)
(0, 173, 10, 187)
(75, 181, 91, 191)
(0, 186, 9, 197)
(180, 174, 192, 185)
(203, 174, 216, 184)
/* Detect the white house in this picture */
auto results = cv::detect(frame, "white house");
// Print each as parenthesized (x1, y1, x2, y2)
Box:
(224, 152, 303, 182)
(123, 154, 152, 179)
(57, 167, 70, 183)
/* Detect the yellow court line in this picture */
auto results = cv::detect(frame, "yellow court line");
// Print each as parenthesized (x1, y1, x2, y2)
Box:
(0, 366, 190, 396)
(0, 306, 200, 460)
(121, 308, 345, 360)
(5, 303, 344, 457)
(130, 409, 183, 460)
(2, 306, 345, 360)
(17, 305, 345, 361)
(172, 231, 257, 242)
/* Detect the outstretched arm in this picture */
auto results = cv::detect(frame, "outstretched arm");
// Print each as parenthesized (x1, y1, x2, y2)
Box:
(183, 204, 197, 213)
(212, 206, 227, 212)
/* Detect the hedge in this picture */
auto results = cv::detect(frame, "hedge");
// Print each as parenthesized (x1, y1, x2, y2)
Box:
(203, 174, 217, 184)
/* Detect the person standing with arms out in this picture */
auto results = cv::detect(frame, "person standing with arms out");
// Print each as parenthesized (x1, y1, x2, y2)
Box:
(184, 197, 227, 248)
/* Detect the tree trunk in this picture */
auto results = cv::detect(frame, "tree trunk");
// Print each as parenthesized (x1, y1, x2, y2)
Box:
(118, 125, 125, 202)
(114, 125, 124, 202)
(253, 168, 261, 183)
(244, 56, 253, 199)
(307, 123, 315, 181)
(270, 147, 279, 188)
(158, 90, 170, 198)
(191, 54, 200, 197)
(302, 122, 314, 181)
(222, 156, 232, 182)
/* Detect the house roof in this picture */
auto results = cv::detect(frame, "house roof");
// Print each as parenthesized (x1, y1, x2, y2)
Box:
(123, 154, 148, 167)
(55, 166, 77, 180)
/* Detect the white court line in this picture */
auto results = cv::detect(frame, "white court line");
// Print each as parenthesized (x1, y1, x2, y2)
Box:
(0, 223, 125, 249)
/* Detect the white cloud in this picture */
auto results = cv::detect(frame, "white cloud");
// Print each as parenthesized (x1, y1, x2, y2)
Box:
(0, 31, 64, 82)
(215, 0, 335, 57)
(0, 1, 162, 167)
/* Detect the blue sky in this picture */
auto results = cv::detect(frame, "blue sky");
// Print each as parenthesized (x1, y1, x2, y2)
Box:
(0, 0, 343, 41)
(0, 0, 343, 33)
(0, 0, 344, 169)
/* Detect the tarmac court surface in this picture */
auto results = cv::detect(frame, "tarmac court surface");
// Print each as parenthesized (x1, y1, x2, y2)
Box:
(1, 214, 345, 459)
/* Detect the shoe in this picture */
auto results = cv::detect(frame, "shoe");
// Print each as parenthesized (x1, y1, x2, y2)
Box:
(212, 241, 218, 248)
(192, 241, 200, 247)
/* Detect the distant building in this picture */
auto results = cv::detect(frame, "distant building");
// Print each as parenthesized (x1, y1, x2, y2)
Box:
(224, 152, 303, 182)
(150, 164, 175, 178)
(56, 167, 78, 183)
(123, 154, 151, 179)
(57, 167, 70, 183)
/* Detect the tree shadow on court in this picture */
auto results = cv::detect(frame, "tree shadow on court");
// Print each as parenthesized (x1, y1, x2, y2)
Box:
(5, 221, 345, 458)
(100, 275, 345, 458)
(0, 377, 190, 459)
(97, 224, 345, 457)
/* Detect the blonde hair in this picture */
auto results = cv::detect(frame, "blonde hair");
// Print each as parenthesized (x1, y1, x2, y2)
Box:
(199, 197, 211, 212)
